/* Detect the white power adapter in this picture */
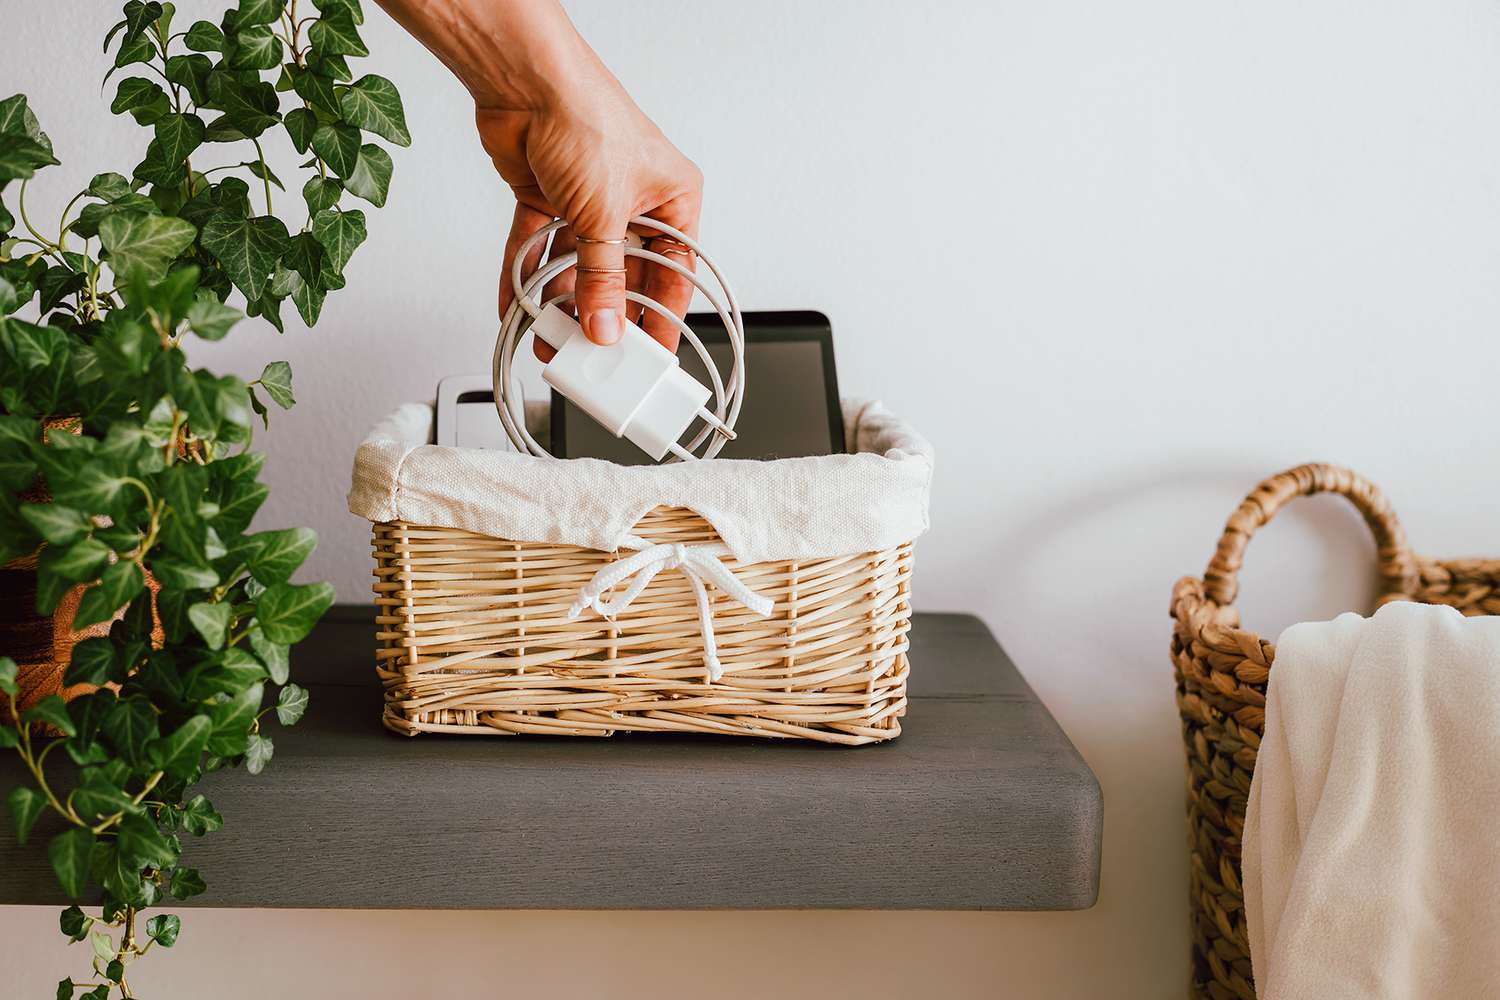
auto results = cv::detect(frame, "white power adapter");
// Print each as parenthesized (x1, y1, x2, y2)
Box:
(530, 304, 733, 462)
(493, 216, 746, 463)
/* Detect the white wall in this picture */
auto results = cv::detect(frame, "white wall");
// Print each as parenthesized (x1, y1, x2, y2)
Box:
(6, 1, 1500, 996)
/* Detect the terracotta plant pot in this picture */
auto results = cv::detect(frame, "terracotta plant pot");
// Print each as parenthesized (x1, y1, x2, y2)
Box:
(1, 417, 157, 723)
(0, 556, 117, 718)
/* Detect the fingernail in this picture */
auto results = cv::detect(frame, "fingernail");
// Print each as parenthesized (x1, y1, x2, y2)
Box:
(588, 309, 622, 345)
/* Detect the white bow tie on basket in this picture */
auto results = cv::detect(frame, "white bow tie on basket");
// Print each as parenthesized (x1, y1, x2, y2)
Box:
(566, 534, 775, 681)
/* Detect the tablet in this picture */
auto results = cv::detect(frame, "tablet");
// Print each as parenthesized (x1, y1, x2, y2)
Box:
(552, 310, 845, 462)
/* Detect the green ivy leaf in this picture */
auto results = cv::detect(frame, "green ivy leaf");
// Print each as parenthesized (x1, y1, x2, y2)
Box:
(152, 112, 206, 166)
(200, 213, 289, 301)
(308, 10, 367, 57)
(59, 905, 90, 941)
(256, 581, 334, 645)
(45, 537, 111, 582)
(0, 93, 54, 154)
(343, 143, 392, 207)
(73, 559, 146, 630)
(181, 794, 223, 835)
(229, 25, 283, 70)
(288, 268, 326, 325)
(282, 107, 317, 154)
(339, 75, 410, 147)
(47, 828, 94, 898)
(248, 525, 315, 583)
(275, 682, 309, 726)
(310, 207, 365, 274)
(147, 715, 212, 780)
(213, 478, 269, 535)
(110, 78, 170, 125)
(187, 601, 232, 648)
(258, 359, 294, 408)
(236, 0, 285, 27)
(164, 53, 213, 106)
(309, 122, 360, 178)
(98, 213, 196, 282)
(19, 504, 92, 546)
(23, 695, 77, 737)
(91, 929, 114, 965)
(145, 913, 181, 947)
(245, 732, 274, 774)
(87, 172, 134, 201)
(249, 631, 290, 684)
(0, 135, 60, 183)
(288, 65, 339, 115)
(169, 866, 206, 899)
(301, 175, 341, 215)
(0, 656, 18, 697)
(63, 636, 116, 687)
(237, 158, 285, 191)
(121, 1, 165, 40)
(184, 19, 224, 51)
(7, 785, 45, 844)
(95, 842, 151, 908)
(207, 681, 263, 755)
(48, 461, 125, 512)
(151, 554, 219, 590)
(69, 689, 118, 745)
(185, 297, 242, 341)
(313, 0, 363, 23)
(102, 696, 158, 767)
(118, 812, 177, 869)
(71, 772, 139, 822)
(112, 32, 156, 71)
(204, 72, 279, 138)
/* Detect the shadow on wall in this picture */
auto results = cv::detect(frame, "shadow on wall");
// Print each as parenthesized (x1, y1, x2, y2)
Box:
(981, 460, 1387, 642)
(945, 459, 1389, 992)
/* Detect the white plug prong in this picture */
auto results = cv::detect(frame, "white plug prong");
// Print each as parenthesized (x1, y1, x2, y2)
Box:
(696, 407, 737, 441)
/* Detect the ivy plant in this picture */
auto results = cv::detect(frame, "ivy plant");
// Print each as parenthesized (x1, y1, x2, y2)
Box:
(0, 1, 406, 995)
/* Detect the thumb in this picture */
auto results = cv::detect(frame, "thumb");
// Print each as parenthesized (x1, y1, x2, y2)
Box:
(571, 218, 630, 346)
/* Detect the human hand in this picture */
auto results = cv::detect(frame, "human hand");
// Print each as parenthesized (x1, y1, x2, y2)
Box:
(479, 58, 701, 361)
(373, 0, 702, 361)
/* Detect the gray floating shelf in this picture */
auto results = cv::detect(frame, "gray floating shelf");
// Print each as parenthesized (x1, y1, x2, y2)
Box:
(0, 608, 1101, 911)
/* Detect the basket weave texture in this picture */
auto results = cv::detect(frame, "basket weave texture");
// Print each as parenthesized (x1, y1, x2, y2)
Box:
(374, 506, 914, 745)
(1170, 462, 1500, 999)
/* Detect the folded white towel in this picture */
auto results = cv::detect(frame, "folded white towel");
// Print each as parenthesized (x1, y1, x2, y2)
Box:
(1245, 601, 1500, 998)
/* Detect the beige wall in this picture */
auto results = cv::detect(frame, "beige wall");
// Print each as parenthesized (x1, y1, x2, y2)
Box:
(5, 907, 1156, 997)
(6, 0, 1500, 996)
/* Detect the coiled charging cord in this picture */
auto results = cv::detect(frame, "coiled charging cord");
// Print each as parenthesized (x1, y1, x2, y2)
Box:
(492, 216, 746, 461)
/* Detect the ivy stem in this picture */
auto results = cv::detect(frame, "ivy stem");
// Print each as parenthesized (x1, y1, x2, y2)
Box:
(55, 191, 86, 250)
(7, 689, 85, 827)
(16, 180, 66, 264)
(250, 136, 273, 215)
(92, 771, 164, 835)
(119, 906, 137, 998)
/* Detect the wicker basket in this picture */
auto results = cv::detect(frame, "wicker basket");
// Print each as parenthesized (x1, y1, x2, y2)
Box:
(373, 506, 915, 744)
(1169, 462, 1500, 999)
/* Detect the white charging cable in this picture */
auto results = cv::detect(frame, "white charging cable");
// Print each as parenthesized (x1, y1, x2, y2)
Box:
(492, 217, 746, 462)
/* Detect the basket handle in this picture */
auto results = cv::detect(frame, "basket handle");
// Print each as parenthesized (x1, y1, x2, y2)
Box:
(1202, 463, 1418, 606)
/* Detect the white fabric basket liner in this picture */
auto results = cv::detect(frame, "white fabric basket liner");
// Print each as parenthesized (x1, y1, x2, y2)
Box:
(348, 397, 933, 564)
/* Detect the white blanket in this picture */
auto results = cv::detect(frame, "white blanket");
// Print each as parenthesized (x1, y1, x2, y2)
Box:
(1245, 601, 1500, 998)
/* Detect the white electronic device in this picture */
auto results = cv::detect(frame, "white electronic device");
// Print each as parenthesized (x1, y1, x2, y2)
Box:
(492, 216, 745, 463)
(434, 374, 515, 450)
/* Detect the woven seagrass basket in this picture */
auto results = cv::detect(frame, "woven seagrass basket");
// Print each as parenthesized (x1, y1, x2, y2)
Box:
(373, 506, 914, 745)
(1169, 462, 1500, 999)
